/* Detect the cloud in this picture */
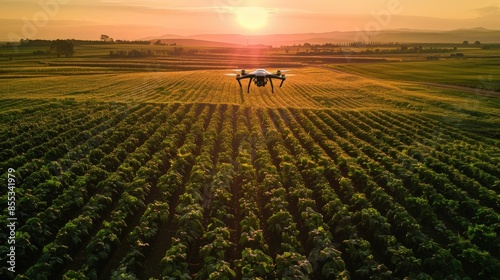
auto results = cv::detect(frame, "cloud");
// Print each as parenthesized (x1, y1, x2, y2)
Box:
(472, 5, 500, 16)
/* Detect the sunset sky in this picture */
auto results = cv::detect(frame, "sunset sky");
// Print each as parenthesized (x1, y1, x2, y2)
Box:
(2, 0, 500, 41)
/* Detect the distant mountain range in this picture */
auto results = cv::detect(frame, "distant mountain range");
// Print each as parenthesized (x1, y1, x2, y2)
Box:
(143, 28, 500, 47)
(152, 38, 243, 48)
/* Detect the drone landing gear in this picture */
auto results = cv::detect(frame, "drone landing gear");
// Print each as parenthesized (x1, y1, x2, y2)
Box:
(247, 77, 253, 93)
(269, 78, 275, 93)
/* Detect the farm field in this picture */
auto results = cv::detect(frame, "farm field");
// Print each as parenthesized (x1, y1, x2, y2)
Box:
(331, 58, 500, 92)
(1, 46, 500, 280)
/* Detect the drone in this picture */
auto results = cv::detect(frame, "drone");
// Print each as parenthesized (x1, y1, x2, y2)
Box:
(226, 69, 290, 93)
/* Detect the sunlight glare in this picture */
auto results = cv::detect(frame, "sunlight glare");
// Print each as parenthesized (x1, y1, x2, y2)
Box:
(236, 7, 269, 31)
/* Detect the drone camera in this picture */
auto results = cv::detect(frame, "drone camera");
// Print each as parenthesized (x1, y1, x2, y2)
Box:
(254, 77, 267, 87)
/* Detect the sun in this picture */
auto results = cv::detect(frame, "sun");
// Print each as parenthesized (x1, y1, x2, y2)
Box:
(235, 7, 269, 31)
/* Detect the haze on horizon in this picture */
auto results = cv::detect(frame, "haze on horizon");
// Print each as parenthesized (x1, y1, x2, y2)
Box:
(2, 0, 500, 41)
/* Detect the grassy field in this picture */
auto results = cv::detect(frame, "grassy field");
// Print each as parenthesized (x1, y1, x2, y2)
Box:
(1, 43, 499, 279)
(330, 58, 500, 91)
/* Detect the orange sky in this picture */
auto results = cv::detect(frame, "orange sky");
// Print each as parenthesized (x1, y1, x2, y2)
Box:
(2, 0, 500, 41)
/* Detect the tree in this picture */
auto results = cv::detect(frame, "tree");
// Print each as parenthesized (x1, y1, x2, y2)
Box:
(50, 40, 74, 57)
(474, 40, 481, 45)
(463, 40, 469, 45)
(100, 34, 114, 42)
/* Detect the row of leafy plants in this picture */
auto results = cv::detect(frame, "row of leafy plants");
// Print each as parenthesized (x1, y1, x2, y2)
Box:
(0, 103, 157, 275)
(160, 105, 217, 279)
(233, 108, 275, 279)
(5, 103, 185, 278)
(278, 107, 396, 279)
(343, 110, 500, 253)
(194, 105, 238, 279)
(16, 104, 179, 279)
(289, 108, 456, 278)
(304, 108, 499, 278)
(107, 104, 201, 279)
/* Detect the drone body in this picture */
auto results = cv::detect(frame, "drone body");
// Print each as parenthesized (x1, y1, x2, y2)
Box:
(234, 69, 287, 93)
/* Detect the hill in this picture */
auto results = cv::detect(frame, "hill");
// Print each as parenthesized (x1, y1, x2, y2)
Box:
(145, 28, 500, 46)
(151, 38, 244, 48)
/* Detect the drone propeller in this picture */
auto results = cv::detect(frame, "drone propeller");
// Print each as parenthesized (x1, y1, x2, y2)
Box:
(224, 73, 239, 76)
(276, 69, 292, 76)
(227, 69, 247, 75)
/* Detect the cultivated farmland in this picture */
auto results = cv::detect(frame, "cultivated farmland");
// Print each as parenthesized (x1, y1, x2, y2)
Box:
(1, 46, 499, 279)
